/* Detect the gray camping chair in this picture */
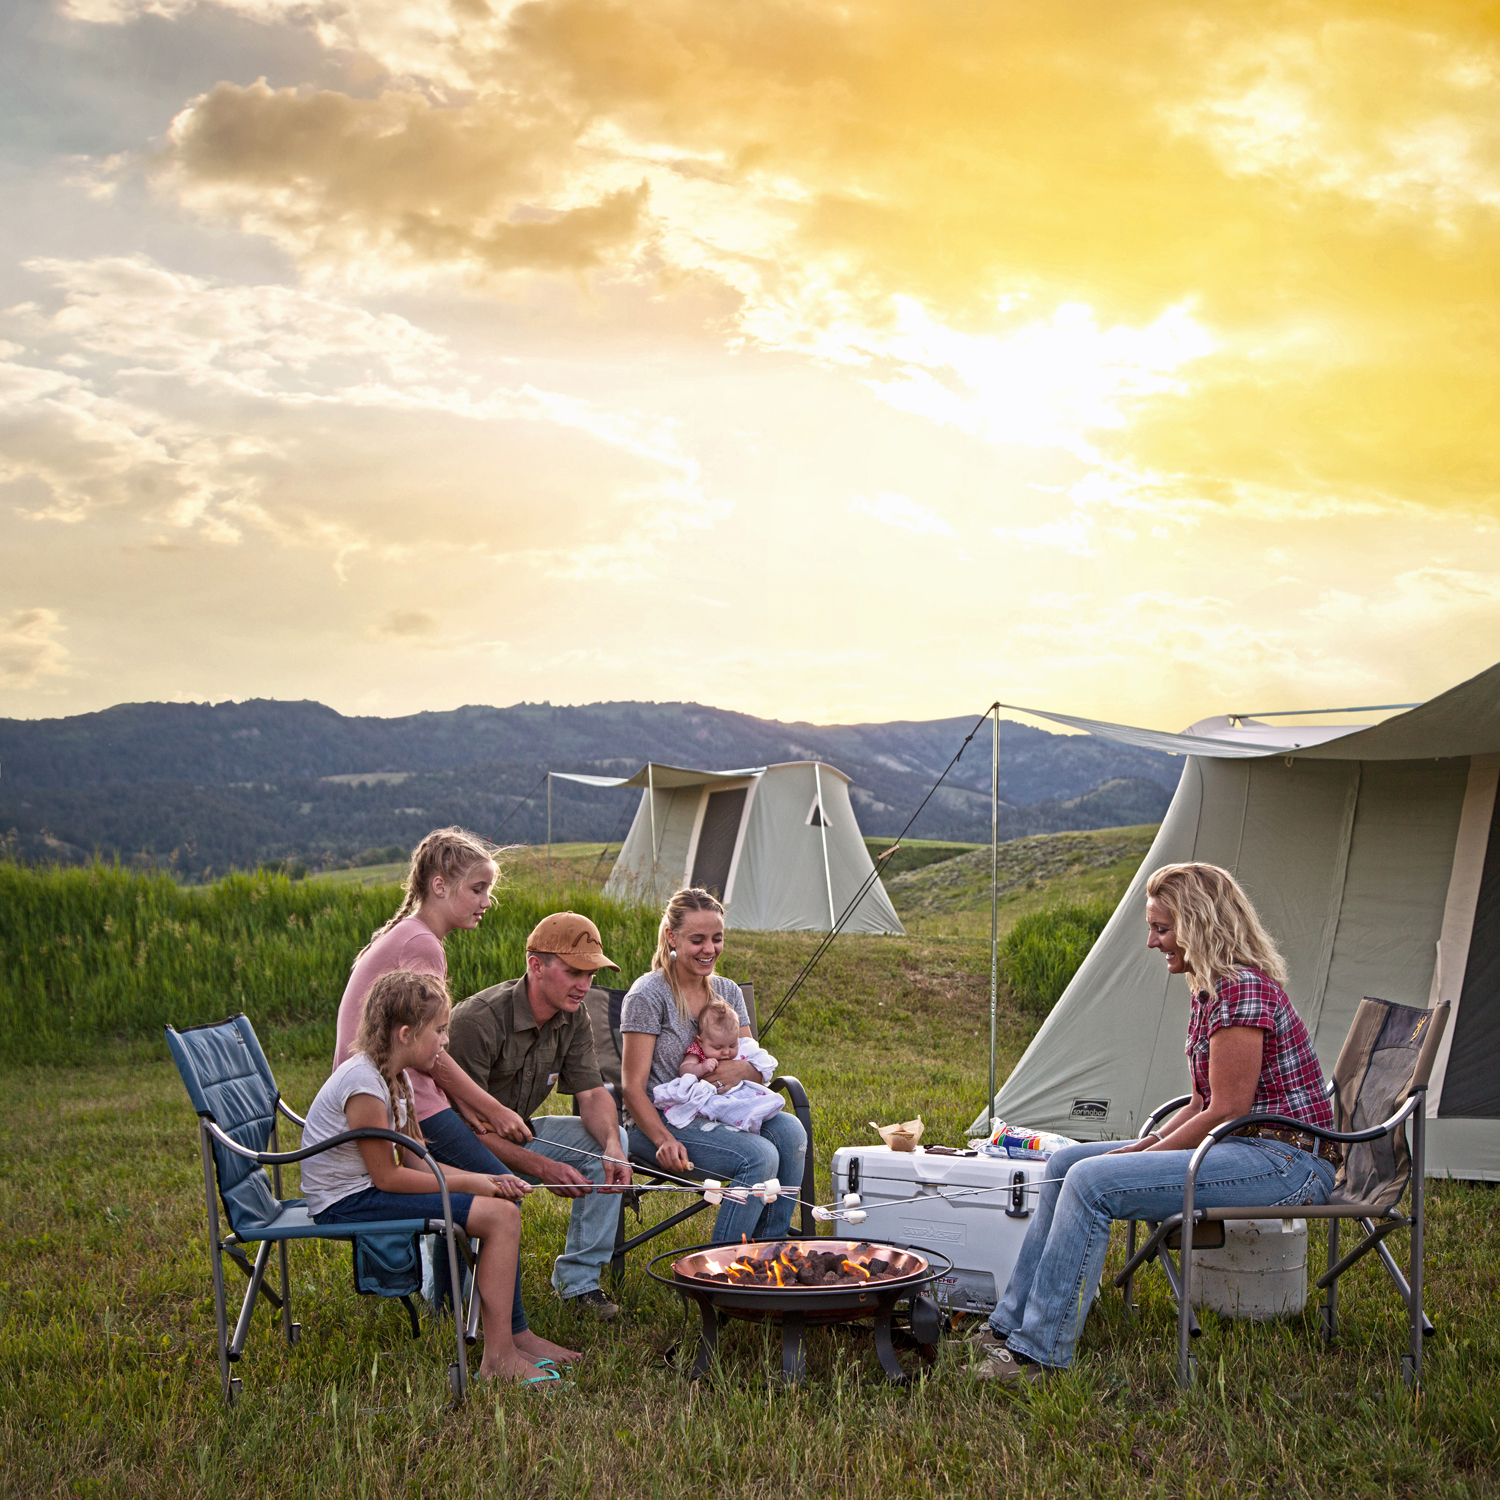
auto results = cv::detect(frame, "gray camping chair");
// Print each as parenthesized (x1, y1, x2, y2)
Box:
(166, 1014, 473, 1406)
(1115, 997, 1449, 1389)
(575, 982, 816, 1280)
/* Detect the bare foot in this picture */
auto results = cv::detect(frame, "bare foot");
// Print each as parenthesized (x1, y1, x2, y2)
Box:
(515, 1330, 583, 1365)
(476, 1351, 547, 1382)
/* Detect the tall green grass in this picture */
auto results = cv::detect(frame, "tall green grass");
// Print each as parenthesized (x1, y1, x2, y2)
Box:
(0, 863, 659, 1064)
(1000, 899, 1113, 1018)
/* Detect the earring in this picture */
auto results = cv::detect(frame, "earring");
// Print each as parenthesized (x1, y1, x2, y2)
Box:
(669, 948, 678, 961)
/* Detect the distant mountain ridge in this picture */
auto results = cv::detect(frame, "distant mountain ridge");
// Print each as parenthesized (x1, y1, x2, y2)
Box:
(0, 698, 1182, 877)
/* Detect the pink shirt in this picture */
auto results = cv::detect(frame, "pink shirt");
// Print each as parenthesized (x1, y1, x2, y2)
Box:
(334, 916, 450, 1120)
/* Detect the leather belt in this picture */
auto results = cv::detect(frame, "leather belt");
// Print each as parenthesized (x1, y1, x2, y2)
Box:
(1236, 1123, 1344, 1170)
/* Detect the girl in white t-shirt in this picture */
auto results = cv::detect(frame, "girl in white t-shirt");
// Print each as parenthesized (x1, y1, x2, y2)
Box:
(302, 970, 550, 1384)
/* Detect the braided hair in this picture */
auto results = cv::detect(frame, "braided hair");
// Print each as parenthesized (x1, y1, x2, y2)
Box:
(353, 825, 500, 965)
(352, 969, 451, 1144)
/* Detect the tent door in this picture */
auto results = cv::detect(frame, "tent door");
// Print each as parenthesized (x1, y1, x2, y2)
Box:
(1439, 781, 1500, 1118)
(691, 789, 748, 900)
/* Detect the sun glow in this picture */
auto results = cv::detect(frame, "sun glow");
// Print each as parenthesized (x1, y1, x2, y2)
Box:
(1, 0, 1498, 722)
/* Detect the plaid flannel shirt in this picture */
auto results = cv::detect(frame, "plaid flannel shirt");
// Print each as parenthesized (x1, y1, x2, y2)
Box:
(1186, 967, 1333, 1131)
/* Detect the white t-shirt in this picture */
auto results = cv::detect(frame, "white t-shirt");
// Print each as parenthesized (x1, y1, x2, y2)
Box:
(300, 1055, 409, 1216)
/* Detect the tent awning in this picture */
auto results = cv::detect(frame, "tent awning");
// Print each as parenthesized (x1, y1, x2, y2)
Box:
(997, 704, 1364, 758)
(998, 660, 1500, 763)
(550, 762, 765, 790)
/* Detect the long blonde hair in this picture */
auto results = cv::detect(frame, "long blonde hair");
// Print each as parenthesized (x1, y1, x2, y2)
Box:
(352, 969, 450, 1143)
(354, 826, 500, 965)
(1146, 862, 1288, 996)
(652, 887, 725, 1022)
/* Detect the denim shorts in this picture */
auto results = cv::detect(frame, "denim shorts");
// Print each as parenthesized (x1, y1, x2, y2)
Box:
(314, 1185, 476, 1230)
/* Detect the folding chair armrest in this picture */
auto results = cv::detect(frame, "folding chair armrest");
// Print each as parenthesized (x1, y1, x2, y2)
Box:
(769, 1074, 810, 1114)
(203, 1120, 439, 1171)
(202, 1121, 465, 1241)
(276, 1098, 307, 1130)
(1200, 1093, 1425, 1155)
(1142, 1094, 1192, 1137)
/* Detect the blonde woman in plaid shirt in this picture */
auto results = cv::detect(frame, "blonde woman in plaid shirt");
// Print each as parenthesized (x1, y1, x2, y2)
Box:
(973, 863, 1337, 1385)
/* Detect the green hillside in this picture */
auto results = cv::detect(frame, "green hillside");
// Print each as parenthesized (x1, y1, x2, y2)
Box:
(884, 824, 1159, 937)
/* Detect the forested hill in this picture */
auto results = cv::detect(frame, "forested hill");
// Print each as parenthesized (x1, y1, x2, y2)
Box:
(0, 699, 1182, 876)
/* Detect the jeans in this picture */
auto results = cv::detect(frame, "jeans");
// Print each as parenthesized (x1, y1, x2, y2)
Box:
(628, 1110, 807, 1243)
(508, 1116, 628, 1299)
(419, 1108, 527, 1334)
(987, 1138, 1337, 1370)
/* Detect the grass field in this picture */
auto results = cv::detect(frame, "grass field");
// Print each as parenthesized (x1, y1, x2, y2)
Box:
(2, 843, 1498, 1497)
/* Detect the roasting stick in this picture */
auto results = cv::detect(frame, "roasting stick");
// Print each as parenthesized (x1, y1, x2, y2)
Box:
(518, 1131, 1074, 1224)
(524, 1134, 825, 1214)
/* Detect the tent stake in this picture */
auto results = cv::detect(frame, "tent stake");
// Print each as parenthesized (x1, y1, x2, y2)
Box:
(987, 704, 1000, 1138)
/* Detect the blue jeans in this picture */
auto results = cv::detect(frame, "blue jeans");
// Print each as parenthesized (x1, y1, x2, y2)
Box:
(987, 1138, 1337, 1369)
(517, 1117, 628, 1299)
(419, 1108, 527, 1334)
(628, 1111, 807, 1243)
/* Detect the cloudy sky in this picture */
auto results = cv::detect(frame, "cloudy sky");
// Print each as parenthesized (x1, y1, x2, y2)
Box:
(2, 0, 1497, 730)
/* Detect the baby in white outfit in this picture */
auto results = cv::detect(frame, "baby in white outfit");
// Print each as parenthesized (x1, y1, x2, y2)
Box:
(653, 999, 785, 1133)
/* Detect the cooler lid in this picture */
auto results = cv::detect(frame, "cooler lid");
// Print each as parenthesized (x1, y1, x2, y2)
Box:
(836, 1145, 1036, 1192)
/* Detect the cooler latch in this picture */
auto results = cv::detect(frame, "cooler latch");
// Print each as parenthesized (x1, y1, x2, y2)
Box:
(1006, 1169, 1030, 1219)
(848, 1157, 860, 1194)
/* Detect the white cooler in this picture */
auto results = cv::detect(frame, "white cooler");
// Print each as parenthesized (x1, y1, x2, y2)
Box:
(829, 1145, 1051, 1313)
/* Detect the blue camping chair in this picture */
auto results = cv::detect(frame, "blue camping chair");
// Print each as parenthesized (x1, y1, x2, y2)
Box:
(165, 1014, 472, 1406)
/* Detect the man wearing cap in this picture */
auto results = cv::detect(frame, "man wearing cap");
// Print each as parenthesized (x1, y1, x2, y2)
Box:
(447, 912, 631, 1320)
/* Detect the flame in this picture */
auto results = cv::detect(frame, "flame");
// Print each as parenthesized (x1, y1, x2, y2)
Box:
(706, 1241, 899, 1288)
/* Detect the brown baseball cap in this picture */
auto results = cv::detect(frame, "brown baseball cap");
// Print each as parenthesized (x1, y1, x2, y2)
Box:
(525, 911, 620, 972)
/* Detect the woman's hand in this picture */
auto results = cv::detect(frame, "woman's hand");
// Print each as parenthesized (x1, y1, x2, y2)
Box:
(705, 1057, 760, 1089)
(655, 1138, 693, 1174)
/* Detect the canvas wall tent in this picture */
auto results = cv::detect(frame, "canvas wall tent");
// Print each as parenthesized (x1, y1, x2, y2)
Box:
(554, 760, 905, 935)
(969, 661, 1500, 1181)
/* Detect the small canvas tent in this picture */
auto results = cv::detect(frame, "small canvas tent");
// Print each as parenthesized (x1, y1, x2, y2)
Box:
(970, 661, 1500, 1181)
(554, 760, 905, 935)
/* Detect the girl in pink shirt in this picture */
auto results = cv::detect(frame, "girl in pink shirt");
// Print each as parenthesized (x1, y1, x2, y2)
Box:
(333, 825, 580, 1369)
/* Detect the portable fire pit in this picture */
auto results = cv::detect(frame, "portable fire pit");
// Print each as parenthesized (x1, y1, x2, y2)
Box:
(647, 1238, 952, 1385)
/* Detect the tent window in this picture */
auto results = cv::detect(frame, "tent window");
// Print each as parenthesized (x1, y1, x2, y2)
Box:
(1440, 789, 1500, 1118)
(691, 788, 747, 900)
(806, 797, 830, 829)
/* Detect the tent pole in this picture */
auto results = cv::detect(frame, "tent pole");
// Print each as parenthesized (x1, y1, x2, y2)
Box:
(546, 773, 552, 888)
(814, 763, 836, 932)
(647, 763, 659, 905)
(988, 703, 999, 1139)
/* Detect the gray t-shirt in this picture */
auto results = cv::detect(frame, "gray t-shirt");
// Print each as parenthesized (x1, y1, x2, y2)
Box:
(619, 971, 751, 1092)
(300, 1055, 408, 1216)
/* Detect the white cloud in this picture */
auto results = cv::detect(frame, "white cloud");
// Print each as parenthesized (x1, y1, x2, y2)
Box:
(1167, 21, 1500, 222)
(995, 511, 1095, 557)
(0, 608, 71, 689)
(849, 491, 955, 537)
(0, 256, 728, 560)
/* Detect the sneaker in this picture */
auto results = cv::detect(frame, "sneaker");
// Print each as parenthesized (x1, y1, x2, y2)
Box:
(970, 1324, 1007, 1352)
(565, 1288, 619, 1321)
(970, 1343, 1048, 1385)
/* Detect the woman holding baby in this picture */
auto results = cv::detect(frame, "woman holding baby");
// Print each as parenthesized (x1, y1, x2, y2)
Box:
(620, 887, 807, 1243)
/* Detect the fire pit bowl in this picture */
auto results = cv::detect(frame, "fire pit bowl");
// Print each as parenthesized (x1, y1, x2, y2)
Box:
(648, 1238, 953, 1385)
